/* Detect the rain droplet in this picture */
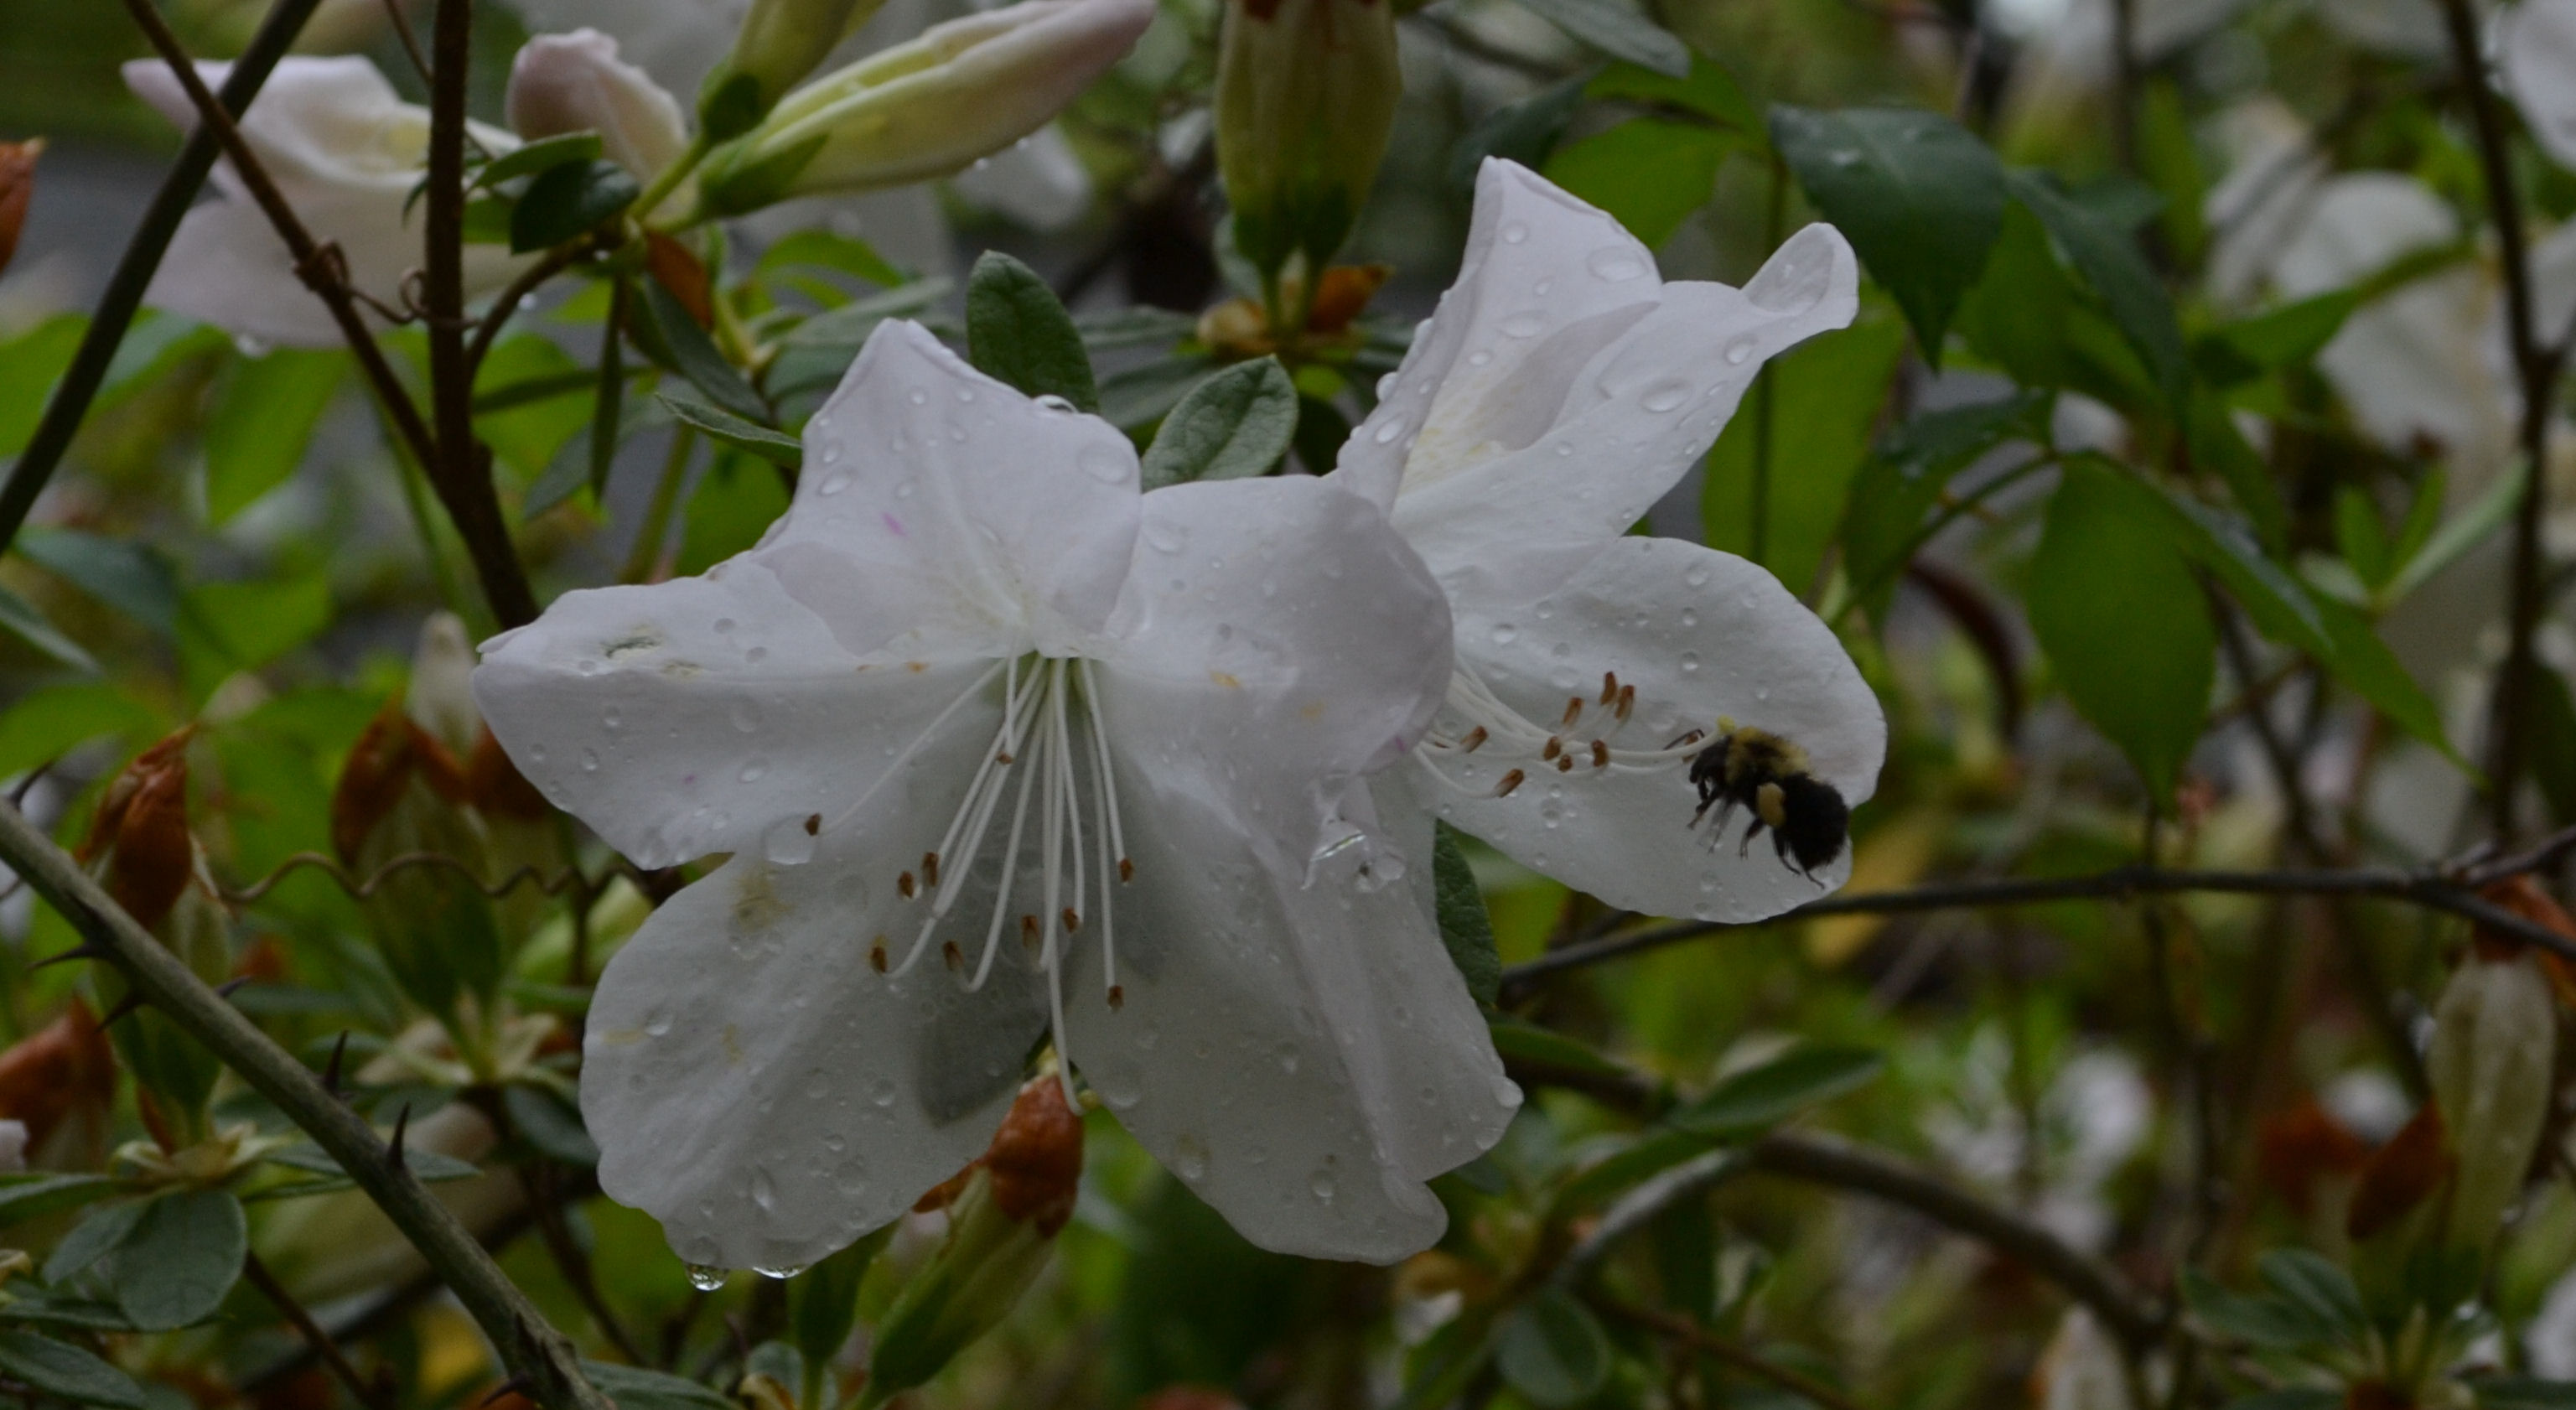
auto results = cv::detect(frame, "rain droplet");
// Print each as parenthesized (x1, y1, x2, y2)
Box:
(1174, 1135, 1209, 1181)
(1034, 394, 1076, 413)
(750, 1169, 778, 1210)
(1372, 418, 1407, 444)
(1309, 1169, 1337, 1202)
(1501, 221, 1530, 244)
(1376, 373, 1398, 397)
(580, 749, 599, 773)
(1499, 311, 1547, 339)
(754, 1264, 808, 1280)
(1681, 651, 1701, 675)
(907, 389, 929, 406)
(730, 700, 763, 734)
(645, 1009, 674, 1036)
(764, 817, 816, 865)
(685, 1264, 728, 1291)
(1640, 380, 1692, 412)
(1532, 277, 1554, 296)
(1684, 566, 1712, 588)
(1078, 443, 1131, 484)
(602, 707, 622, 732)
(1145, 520, 1189, 553)
(1490, 623, 1519, 645)
(1275, 1041, 1301, 1075)
(1723, 337, 1756, 365)
(817, 473, 851, 495)
(1588, 247, 1646, 282)
(739, 759, 769, 782)
(870, 1078, 898, 1107)
(1468, 349, 1494, 367)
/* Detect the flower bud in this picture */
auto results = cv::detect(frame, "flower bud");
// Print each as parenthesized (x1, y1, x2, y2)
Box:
(507, 30, 691, 188)
(0, 138, 39, 281)
(697, 0, 889, 142)
(1213, 0, 1401, 279)
(78, 733, 230, 1143)
(860, 1079, 1082, 1407)
(0, 999, 117, 1171)
(2426, 936, 2555, 1257)
(694, 0, 1153, 218)
(332, 704, 504, 1023)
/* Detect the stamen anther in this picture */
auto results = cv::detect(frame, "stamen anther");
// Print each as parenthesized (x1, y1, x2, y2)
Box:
(1021, 914, 1040, 947)
(1061, 907, 1081, 933)
(1495, 769, 1526, 797)
(1107, 984, 1124, 1010)
(1616, 685, 1635, 720)
(1118, 858, 1134, 883)
(922, 852, 941, 887)
(996, 751, 1014, 765)
(1599, 671, 1619, 706)
(1560, 697, 1583, 728)
(1591, 740, 1610, 769)
(942, 941, 963, 970)
(869, 941, 889, 973)
(1542, 737, 1563, 761)
(803, 813, 821, 836)
(1461, 726, 1488, 752)
(1556, 755, 1574, 772)
(898, 871, 916, 899)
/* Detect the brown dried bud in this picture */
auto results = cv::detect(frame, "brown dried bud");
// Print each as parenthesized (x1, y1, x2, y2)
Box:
(2478, 875, 2576, 1002)
(1304, 263, 1390, 334)
(2345, 1102, 2454, 1242)
(647, 231, 713, 329)
(331, 705, 468, 863)
(983, 1078, 1083, 1236)
(464, 727, 551, 822)
(81, 732, 197, 931)
(0, 998, 114, 1159)
(0, 139, 39, 280)
(2257, 1099, 2370, 1217)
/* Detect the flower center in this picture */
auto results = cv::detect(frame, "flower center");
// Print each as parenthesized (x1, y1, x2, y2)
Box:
(1415, 666, 1708, 802)
(863, 656, 1134, 1105)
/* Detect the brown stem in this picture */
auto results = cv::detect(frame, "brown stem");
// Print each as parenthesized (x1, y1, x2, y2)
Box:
(520, 1164, 652, 1365)
(1593, 1298, 1875, 1410)
(241, 1250, 385, 1410)
(423, 0, 541, 629)
(468, 236, 605, 377)
(2437, 0, 2563, 840)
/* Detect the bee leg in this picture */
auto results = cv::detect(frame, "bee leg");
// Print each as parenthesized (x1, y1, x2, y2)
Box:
(1773, 830, 1796, 873)
(1666, 728, 1707, 750)
(1738, 816, 1765, 858)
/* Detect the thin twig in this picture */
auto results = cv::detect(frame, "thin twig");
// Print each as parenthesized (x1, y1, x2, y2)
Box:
(378, 0, 433, 86)
(0, 0, 329, 557)
(519, 1164, 651, 1366)
(1498, 861, 2576, 998)
(1593, 1297, 1877, 1410)
(467, 236, 606, 377)
(0, 801, 610, 1410)
(219, 849, 592, 905)
(241, 1250, 385, 1410)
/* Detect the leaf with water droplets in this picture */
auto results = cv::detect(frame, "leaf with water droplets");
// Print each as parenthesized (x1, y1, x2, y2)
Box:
(1770, 106, 2003, 367)
(1139, 357, 1298, 490)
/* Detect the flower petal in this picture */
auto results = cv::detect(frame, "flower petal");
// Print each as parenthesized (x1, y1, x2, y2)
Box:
(583, 810, 1047, 1273)
(1388, 225, 1858, 612)
(506, 29, 692, 183)
(473, 560, 1003, 868)
(2505, 0, 2576, 172)
(765, 320, 1143, 655)
(146, 200, 350, 349)
(1097, 475, 1453, 873)
(1059, 771, 1512, 1263)
(1423, 537, 1884, 922)
(1333, 158, 1662, 512)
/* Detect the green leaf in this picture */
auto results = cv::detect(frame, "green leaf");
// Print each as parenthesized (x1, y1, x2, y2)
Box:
(579, 1361, 735, 1410)
(0, 1174, 122, 1231)
(186, 573, 332, 672)
(258, 1143, 480, 1195)
(1838, 391, 2049, 615)
(1495, 1288, 1612, 1407)
(1559, 1128, 1727, 1210)
(2024, 459, 2213, 799)
(756, 229, 906, 289)
(1705, 306, 1906, 590)
(1589, 58, 1761, 130)
(2136, 80, 2207, 265)
(1487, 1017, 1635, 1081)
(657, 393, 804, 469)
(2385, 459, 2526, 604)
(0, 1330, 145, 1408)
(964, 251, 1097, 412)
(504, 1084, 599, 1165)
(17, 530, 179, 635)
(633, 280, 771, 425)
(1449, 77, 1588, 190)
(2474, 1376, 2576, 1409)
(2335, 486, 2394, 588)
(510, 158, 640, 253)
(38, 1197, 142, 1279)
(1670, 1045, 1883, 1136)
(0, 583, 96, 672)
(474, 334, 593, 485)
(1292, 396, 1354, 475)
(2257, 1250, 2368, 1342)
(1770, 106, 2003, 365)
(2530, 665, 2576, 824)
(1506, 0, 1690, 75)
(109, 1189, 246, 1330)
(1542, 119, 1734, 248)
(2179, 1267, 2337, 1350)
(2183, 391, 2289, 552)
(1433, 825, 1501, 1007)
(1074, 306, 1200, 353)
(2196, 290, 2356, 381)
(788, 1229, 892, 1392)
(1099, 357, 1218, 432)
(780, 277, 956, 351)
(473, 131, 604, 191)
(2006, 169, 2187, 402)
(203, 348, 345, 523)
(0, 315, 86, 460)
(0, 686, 160, 780)
(1138, 357, 1297, 490)
(675, 447, 793, 578)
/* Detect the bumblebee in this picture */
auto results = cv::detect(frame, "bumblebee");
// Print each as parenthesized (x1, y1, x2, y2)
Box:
(1685, 722, 1850, 879)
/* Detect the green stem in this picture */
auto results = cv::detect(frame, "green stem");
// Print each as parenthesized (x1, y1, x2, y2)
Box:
(0, 0, 329, 557)
(635, 137, 711, 231)
(623, 426, 697, 583)
(0, 802, 610, 1410)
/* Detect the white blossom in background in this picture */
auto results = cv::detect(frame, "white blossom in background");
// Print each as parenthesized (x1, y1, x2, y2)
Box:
(474, 320, 1516, 1273)
(949, 124, 1095, 232)
(2503, 0, 2576, 171)
(124, 58, 530, 349)
(1328, 160, 1884, 925)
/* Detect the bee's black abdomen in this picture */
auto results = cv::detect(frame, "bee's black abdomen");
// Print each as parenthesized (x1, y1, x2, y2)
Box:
(1776, 774, 1849, 873)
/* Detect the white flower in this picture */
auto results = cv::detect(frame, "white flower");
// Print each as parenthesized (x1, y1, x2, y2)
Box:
(123, 57, 530, 349)
(473, 320, 1517, 1272)
(2503, 0, 2576, 173)
(1327, 161, 1885, 924)
(505, 29, 692, 185)
(947, 123, 1094, 231)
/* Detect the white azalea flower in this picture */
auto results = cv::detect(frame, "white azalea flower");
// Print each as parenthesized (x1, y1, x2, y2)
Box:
(1327, 161, 1886, 925)
(505, 29, 692, 187)
(2503, 0, 2576, 172)
(123, 57, 530, 349)
(473, 320, 1517, 1272)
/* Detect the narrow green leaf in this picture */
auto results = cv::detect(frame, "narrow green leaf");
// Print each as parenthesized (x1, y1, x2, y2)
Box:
(634, 280, 771, 425)
(1542, 119, 1735, 248)
(2182, 391, 2289, 552)
(2385, 459, 2526, 604)
(109, 1189, 246, 1330)
(1838, 391, 2047, 614)
(0, 315, 86, 460)
(0, 583, 97, 673)
(1487, 1017, 1634, 1081)
(2197, 289, 2357, 379)
(1506, 0, 1690, 75)
(2024, 459, 2214, 799)
(2180, 1267, 2337, 1350)
(1495, 1288, 1612, 1408)
(0, 686, 160, 780)
(657, 393, 804, 469)
(1449, 77, 1589, 189)
(592, 277, 630, 498)
(474, 131, 604, 191)
(0, 1330, 146, 1408)
(580, 1361, 735, 1410)
(780, 277, 955, 350)
(1670, 1045, 1883, 1135)
(1705, 308, 1906, 590)
(756, 229, 906, 289)
(2220, 1392, 2343, 1410)
(1770, 106, 2004, 364)
(2335, 486, 2394, 588)
(2007, 169, 2187, 402)
(1433, 825, 1501, 1008)
(504, 1084, 600, 1165)
(17, 531, 179, 635)
(0, 1174, 120, 1233)
(1098, 357, 1217, 431)
(965, 251, 1097, 412)
(789, 1229, 893, 1387)
(2257, 1250, 2368, 1342)
(39, 1199, 143, 1282)
(1138, 357, 1298, 490)
(203, 348, 345, 523)
(510, 158, 640, 254)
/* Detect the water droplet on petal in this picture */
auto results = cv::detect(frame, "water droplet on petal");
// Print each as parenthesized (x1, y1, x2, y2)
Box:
(580, 749, 599, 773)
(1640, 380, 1692, 412)
(754, 1263, 808, 1280)
(764, 816, 816, 865)
(1145, 520, 1189, 553)
(1588, 247, 1646, 282)
(1501, 221, 1530, 244)
(870, 1078, 899, 1107)
(1034, 394, 1076, 413)
(1723, 337, 1756, 365)
(739, 759, 769, 782)
(1490, 622, 1519, 645)
(1681, 651, 1701, 675)
(1499, 311, 1547, 339)
(1078, 443, 1132, 485)
(686, 1264, 728, 1291)
(1309, 1169, 1337, 1202)
(1371, 418, 1407, 444)
(730, 700, 763, 734)
(817, 473, 851, 495)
